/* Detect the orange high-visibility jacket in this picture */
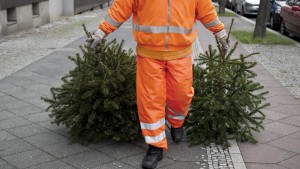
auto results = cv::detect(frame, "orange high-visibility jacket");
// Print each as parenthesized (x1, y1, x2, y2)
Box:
(99, 0, 224, 60)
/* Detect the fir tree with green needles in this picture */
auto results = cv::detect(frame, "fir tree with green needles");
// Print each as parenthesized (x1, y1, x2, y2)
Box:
(42, 25, 140, 144)
(185, 39, 270, 147)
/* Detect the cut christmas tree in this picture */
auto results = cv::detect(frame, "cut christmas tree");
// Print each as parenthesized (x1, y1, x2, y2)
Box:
(42, 25, 140, 144)
(185, 39, 270, 147)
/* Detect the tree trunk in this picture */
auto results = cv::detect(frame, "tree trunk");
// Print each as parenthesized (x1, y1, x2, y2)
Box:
(219, 0, 226, 14)
(253, 0, 271, 38)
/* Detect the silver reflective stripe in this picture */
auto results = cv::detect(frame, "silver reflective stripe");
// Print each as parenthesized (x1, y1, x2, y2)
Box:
(166, 105, 189, 115)
(105, 15, 122, 28)
(144, 131, 166, 143)
(166, 0, 171, 51)
(169, 26, 194, 34)
(204, 18, 221, 29)
(167, 114, 185, 120)
(140, 118, 165, 130)
(133, 24, 196, 34)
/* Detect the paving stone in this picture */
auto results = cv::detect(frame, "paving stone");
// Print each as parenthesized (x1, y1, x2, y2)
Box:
(7, 124, 49, 138)
(245, 163, 287, 169)
(0, 95, 18, 103)
(0, 138, 35, 156)
(265, 109, 292, 121)
(268, 136, 300, 153)
(159, 161, 208, 169)
(0, 130, 17, 142)
(164, 142, 207, 162)
(121, 153, 174, 169)
(259, 80, 285, 88)
(9, 105, 44, 116)
(26, 160, 75, 169)
(230, 154, 244, 163)
(0, 117, 32, 129)
(42, 142, 90, 158)
(24, 112, 50, 122)
(88, 139, 115, 149)
(279, 115, 300, 128)
(38, 121, 66, 131)
(238, 142, 295, 163)
(24, 132, 68, 148)
(270, 105, 300, 115)
(92, 161, 134, 169)
(3, 76, 38, 86)
(21, 72, 59, 86)
(289, 131, 300, 140)
(0, 83, 17, 90)
(253, 74, 278, 81)
(252, 130, 284, 143)
(0, 100, 33, 110)
(1, 86, 42, 100)
(264, 87, 293, 97)
(265, 122, 300, 135)
(29, 65, 70, 80)
(0, 158, 16, 169)
(0, 91, 5, 97)
(25, 97, 49, 109)
(278, 154, 300, 169)
(97, 142, 144, 159)
(267, 95, 300, 105)
(62, 150, 114, 169)
(233, 162, 247, 169)
(23, 84, 52, 96)
(3, 149, 55, 169)
(54, 128, 70, 138)
(263, 118, 273, 125)
(0, 110, 17, 120)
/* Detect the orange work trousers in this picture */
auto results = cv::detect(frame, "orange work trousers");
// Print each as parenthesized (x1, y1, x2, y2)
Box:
(136, 55, 194, 150)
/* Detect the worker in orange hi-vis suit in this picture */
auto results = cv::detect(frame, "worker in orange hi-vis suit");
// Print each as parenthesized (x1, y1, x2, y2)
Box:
(91, 0, 229, 168)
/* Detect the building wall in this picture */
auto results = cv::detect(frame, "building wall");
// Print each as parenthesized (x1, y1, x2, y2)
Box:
(62, 0, 74, 16)
(0, 1, 50, 36)
(49, 0, 62, 21)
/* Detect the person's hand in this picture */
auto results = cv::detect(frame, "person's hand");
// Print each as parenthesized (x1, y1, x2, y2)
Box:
(219, 35, 229, 55)
(91, 29, 107, 48)
(214, 29, 230, 55)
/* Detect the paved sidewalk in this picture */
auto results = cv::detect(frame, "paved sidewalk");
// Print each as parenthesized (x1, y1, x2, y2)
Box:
(0, 17, 238, 169)
(1, 6, 300, 169)
(212, 13, 300, 169)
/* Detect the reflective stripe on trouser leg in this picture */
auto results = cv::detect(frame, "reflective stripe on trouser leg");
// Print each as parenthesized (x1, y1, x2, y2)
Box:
(136, 55, 168, 150)
(166, 56, 194, 128)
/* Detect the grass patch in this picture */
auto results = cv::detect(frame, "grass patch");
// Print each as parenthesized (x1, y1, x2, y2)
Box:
(218, 11, 237, 17)
(232, 30, 295, 45)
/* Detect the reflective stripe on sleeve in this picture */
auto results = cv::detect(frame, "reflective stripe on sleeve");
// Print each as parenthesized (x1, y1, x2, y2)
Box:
(140, 118, 165, 130)
(105, 15, 122, 28)
(133, 24, 197, 34)
(144, 131, 166, 143)
(204, 18, 221, 29)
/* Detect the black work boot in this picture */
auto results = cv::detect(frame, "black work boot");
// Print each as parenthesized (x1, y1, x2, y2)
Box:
(171, 126, 184, 143)
(142, 145, 163, 169)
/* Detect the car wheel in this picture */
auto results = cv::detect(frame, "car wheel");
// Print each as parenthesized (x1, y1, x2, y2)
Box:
(234, 5, 239, 13)
(270, 15, 279, 30)
(280, 19, 289, 36)
(241, 6, 245, 16)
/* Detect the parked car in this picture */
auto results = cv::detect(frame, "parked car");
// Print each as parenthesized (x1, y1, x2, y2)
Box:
(268, 0, 287, 30)
(226, 0, 236, 10)
(234, 0, 260, 15)
(280, 0, 300, 37)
